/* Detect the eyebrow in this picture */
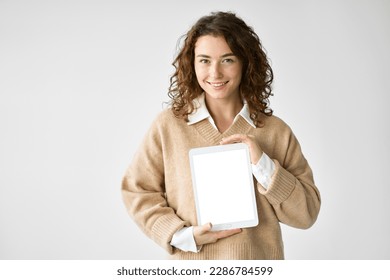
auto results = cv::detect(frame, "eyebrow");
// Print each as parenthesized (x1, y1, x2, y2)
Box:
(196, 53, 236, 58)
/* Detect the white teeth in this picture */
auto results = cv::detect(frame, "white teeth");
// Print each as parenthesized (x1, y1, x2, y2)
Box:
(209, 82, 227, 87)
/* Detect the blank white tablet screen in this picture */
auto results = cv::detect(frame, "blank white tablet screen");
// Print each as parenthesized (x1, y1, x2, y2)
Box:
(191, 147, 255, 225)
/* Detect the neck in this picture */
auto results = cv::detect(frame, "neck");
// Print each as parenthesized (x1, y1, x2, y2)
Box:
(205, 95, 243, 132)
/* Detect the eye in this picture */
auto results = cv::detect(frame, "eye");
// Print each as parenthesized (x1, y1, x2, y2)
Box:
(222, 58, 234, 64)
(199, 59, 210, 64)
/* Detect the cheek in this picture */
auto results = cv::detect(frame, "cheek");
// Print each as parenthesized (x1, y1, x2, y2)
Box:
(230, 67, 243, 82)
(194, 66, 207, 82)
(233, 64, 243, 75)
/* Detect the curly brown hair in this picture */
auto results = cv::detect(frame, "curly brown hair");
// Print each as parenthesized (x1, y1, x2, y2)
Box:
(168, 11, 273, 127)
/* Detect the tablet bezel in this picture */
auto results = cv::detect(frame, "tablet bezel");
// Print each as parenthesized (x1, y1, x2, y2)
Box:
(189, 143, 259, 231)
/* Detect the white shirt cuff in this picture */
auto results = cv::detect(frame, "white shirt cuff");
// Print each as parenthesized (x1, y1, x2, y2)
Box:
(251, 152, 275, 189)
(170, 226, 200, 253)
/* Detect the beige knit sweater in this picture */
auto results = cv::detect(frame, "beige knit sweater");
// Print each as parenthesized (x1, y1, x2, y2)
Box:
(122, 109, 320, 259)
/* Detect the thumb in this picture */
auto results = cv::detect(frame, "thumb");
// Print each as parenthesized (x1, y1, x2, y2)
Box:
(200, 223, 212, 233)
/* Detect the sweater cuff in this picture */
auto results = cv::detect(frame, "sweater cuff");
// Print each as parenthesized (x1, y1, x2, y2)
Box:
(151, 214, 189, 254)
(257, 160, 296, 205)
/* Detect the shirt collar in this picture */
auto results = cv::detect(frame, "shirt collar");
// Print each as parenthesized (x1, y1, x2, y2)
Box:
(187, 93, 256, 128)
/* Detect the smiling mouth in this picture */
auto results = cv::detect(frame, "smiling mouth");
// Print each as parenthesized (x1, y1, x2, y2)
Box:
(207, 81, 229, 87)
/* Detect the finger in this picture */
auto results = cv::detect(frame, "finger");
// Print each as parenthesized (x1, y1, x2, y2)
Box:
(220, 134, 262, 163)
(193, 223, 216, 245)
(214, 228, 242, 240)
(202, 223, 213, 233)
(194, 226, 242, 246)
(196, 223, 212, 235)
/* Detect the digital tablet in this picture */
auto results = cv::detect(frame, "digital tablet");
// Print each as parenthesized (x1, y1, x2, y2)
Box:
(189, 143, 259, 231)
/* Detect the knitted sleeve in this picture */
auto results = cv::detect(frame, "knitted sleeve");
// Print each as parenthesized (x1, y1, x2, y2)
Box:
(257, 125, 321, 229)
(121, 116, 189, 254)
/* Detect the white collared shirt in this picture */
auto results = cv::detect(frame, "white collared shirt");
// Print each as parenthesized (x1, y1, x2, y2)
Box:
(170, 93, 275, 252)
(187, 92, 254, 129)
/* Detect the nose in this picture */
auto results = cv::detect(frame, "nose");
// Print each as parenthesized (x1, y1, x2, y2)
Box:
(209, 62, 223, 79)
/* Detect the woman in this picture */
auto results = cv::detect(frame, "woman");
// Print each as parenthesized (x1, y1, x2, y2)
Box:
(122, 11, 321, 260)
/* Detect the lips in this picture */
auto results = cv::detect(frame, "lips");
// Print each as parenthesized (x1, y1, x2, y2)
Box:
(207, 81, 229, 88)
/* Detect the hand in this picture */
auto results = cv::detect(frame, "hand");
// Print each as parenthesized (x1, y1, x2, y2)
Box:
(220, 134, 263, 164)
(193, 223, 242, 246)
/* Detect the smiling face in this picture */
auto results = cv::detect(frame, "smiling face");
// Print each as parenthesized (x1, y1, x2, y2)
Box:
(194, 35, 243, 103)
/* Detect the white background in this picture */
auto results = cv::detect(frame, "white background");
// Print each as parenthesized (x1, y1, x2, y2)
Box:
(1, 0, 389, 260)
